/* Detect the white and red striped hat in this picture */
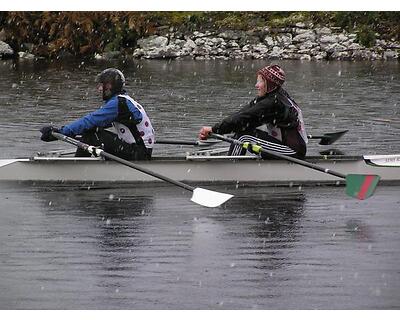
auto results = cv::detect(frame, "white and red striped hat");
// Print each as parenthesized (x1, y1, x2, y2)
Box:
(257, 65, 285, 92)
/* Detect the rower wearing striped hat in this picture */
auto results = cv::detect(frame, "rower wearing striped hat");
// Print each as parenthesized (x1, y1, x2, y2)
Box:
(199, 64, 308, 159)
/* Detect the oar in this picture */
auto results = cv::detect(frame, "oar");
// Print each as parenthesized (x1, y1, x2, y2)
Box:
(51, 132, 233, 208)
(156, 130, 348, 147)
(156, 138, 221, 147)
(307, 130, 348, 145)
(210, 133, 380, 200)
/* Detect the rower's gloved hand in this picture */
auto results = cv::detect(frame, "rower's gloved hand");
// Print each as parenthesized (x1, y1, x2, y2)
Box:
(199, 126, 212, 140)
(244, 143, 260, 155)
(245, 143, 255, 154)
(40, 125, 60, 142)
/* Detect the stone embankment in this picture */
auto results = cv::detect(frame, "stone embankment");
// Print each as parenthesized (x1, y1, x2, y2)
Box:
(2, 23, 400, 61)
(130, 24, 400, 61)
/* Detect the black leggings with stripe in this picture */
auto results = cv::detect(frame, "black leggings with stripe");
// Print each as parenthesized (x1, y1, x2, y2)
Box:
(228, 132, 305, 159)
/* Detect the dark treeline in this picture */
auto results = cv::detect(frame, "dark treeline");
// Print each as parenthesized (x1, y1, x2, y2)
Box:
(1, 12, 399, 58)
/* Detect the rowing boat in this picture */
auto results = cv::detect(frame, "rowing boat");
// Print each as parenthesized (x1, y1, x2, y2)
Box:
(0, 153, 399, 185)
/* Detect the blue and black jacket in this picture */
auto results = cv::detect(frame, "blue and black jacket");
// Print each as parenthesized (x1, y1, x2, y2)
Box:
(60, 94, 143, 137)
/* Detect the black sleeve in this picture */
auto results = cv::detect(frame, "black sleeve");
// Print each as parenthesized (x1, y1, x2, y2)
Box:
(212, 97, 285, 135)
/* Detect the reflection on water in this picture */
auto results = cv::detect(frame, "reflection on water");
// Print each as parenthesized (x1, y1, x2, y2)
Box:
(0, 183, 399, 309)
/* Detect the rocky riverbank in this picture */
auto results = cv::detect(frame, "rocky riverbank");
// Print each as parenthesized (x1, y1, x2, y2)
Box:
(129, 24, 400, 61)
(2, 23, 400, 61)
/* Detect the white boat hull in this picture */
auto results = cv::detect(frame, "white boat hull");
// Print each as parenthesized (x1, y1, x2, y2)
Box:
(0, 155, 399, 185)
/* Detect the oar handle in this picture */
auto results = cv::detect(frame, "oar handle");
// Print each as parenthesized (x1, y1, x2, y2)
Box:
(52, 132, 195, 192)
(156, 139, 200, 146)
(307, 134, 323, 139)
(209, 133, 347, 179)
(156, 139, 221, 147)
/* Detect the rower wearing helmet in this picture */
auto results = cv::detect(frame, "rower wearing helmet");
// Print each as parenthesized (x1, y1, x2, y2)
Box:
(199, 65, 307, 159)
(40, 68, 154, 160)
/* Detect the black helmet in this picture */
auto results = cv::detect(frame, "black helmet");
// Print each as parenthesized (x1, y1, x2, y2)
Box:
(96, 68, 125, 100)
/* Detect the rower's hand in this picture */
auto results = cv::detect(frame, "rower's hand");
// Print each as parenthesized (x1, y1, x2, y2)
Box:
(40, 125, 60, 142)
(199, 126, 212, 140)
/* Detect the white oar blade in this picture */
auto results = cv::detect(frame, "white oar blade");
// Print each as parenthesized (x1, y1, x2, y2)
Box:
(191, 187, 234, 208)
(0, 159, 29, 168)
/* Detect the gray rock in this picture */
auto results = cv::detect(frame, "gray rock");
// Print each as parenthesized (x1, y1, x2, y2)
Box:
(300, 54, 312, 60)
(238, 35, 261, 47)
(337, 34, 349, 42)
(283, 52, 302, 59)
(292, 30, 316, 43)
(18, 51, 35, 60)
(264, 36, 276, 47)
(241, 44, 252, 52)
(383, 50, 399, 60)
(253, 43, 269, 53)
(294, 28, 313, 35)
(323, 43, 348, 52)
(100, 51, 122, 59)
(309, 46, 322, 56)
(351, 49, 381, 60)
(315, 27, 332, 35)
(182, 39, 197, 52)
(228, 41, 240, 48)
(192, 31, 206, 38)
(0, 41, 14, 58)
(298, 40, 316, 50)
(218, 30, 242, 40)
(341, 39, 356, 47)
(147, 45, 180, 59)
(207, 37, 225, 47)
(192, 31, 216, 39)
(319, 35, 339, 44)
(314, 52, 327, 60)
(330, 51, 352, 60)
(297, 48, 312, 54)
(132, 48, 145, 58)
(194, 38, 205, 46)
(385, 42, 400, 49)
(295, 22, 306, 28)
(275, 34, 292, 47)
(137, 36, 168, 50)
(171, 39, 186, 48)
(348, 43, 364, 50)
(268, 46, 284, 58)
(193, 45, 212, 56)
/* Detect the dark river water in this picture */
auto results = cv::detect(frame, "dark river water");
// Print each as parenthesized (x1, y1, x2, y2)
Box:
(0, 58, 399, 309)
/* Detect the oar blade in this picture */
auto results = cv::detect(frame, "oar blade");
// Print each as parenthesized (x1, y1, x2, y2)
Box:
(319, 130, 348, 145)
(191, 187, 234, 208)
(345, 174, 380, 200)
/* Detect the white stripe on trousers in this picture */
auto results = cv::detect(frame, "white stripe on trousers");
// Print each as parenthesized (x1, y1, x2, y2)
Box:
(230, 135, 296, 156)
